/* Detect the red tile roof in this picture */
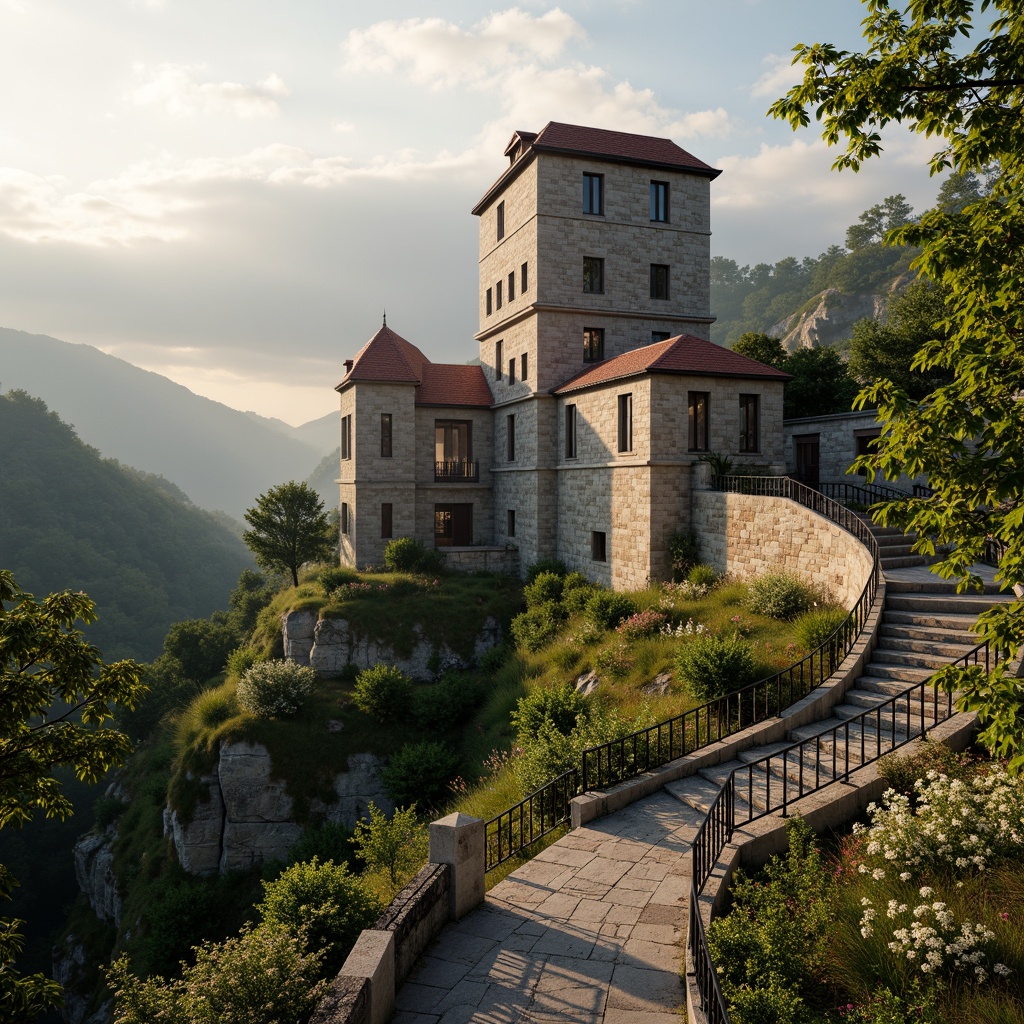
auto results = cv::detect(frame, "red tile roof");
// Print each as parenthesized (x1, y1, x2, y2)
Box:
(553, 335, 791, 395)
(336, 323, 492, 407)
(336, 324, 428, 388)
(417, 364, 493, 408)
(532, 122, 719, 176)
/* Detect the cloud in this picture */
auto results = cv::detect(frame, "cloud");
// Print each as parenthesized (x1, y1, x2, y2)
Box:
(342, 8, 585, 89)
(751, 52, 803, 99)
(128, 63, 290, 118)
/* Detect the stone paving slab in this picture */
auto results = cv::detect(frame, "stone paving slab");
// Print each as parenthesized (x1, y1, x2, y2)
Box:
(395, 794, 695, 1023)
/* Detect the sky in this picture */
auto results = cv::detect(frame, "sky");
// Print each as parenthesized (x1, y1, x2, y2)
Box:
(0, 1, 945, 425)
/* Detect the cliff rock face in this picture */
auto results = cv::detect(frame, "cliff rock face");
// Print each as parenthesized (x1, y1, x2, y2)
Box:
(771, 287, 891, 351)
(53, 934, 111, 1024)
(164, 742, 391, 876)
(73, 829, 121, 926)
(283, 611, 502, 680)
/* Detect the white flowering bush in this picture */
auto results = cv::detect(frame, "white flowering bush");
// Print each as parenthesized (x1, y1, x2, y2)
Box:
(854, 769, 1024, 875)
(237, 659, 315, 718)
(659, 616, 707, 638)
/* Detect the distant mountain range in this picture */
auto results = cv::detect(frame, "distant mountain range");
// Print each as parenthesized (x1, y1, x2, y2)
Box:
(0, 328, 338, 518)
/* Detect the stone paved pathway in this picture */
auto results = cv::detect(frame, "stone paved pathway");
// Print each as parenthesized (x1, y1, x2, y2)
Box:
(394, 791, 703, 1024)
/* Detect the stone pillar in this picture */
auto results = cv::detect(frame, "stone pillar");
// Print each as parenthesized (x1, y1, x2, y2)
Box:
(429, 812, 485, 920)
(692, 461, 712, 491)
(337, 930, 394, 1024)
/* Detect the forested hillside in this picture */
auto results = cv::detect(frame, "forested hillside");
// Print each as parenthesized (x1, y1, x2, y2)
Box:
(0, 389, 254, 661)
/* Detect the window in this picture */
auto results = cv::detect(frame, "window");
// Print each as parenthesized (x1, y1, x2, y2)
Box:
(617, 393, 633, 453)
(650, 180, 669, 222)
(508, 357, 516, 384)
(341, 414, 352, 460)
(486, 288, 492, 316)
(582, 172, 603, 215)
(341, 502, 349, 534)
(507, 509, 516, 538)
(521, 262, 528, 293)
(591, 530, 607, 562)
(496, 280, 503, 309)
(507, 414, 516, 461)
(521, 352, 528, 381)
(650, 264, 670, 300)
(565, 404, 577, 458)
(381, 503, 393, 539)
(380, 413, 392, 458)
(508, 271, 515, 301)
(583, 327, 604, 362)
(435, 420, 473, 478)
(855, 430, 881, 477)
(583, 256, 604, 294)
(495, 339, 503, 380)
(496, 201, 505, 240)
(688, 392, 709, 451)
(651, 331, 671, 343)
(739, 394, 760, 452)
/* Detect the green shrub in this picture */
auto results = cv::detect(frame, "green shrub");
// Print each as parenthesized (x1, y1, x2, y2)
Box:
(688, 563, 719, 589)
(352, 664, 411, 723)
(237, 660, 315, 718)
(411, 674, 480, 731)
(479, 643, 510, 675)
(525, 558, 567, 584)
(511, 683, 588, 740)
(226, 646, 262, 679)
(793, 605, 848, 650)
(669, 530, 700, 580)
(258, 858, 381, 975)
(413, 545, 446, 575)
(164, 618, 239, 683)
(93, 794, 125, 829)
(510, 602, 563, 652)
(560, 572, 595, 616)
(381, 741, 460, 810)
(585, 591, 635, 630)
(351, 803, 429, 897)
(523, 570, 564, 608)
(316, 565, 359, 591)
(287, 823, 356, 870)
(747, 572, 816, 620)
(190, 685, 238, 730)
(676, 631, 757, 701)
(615, 609, 668, 640)
(383, 537, 423, 572)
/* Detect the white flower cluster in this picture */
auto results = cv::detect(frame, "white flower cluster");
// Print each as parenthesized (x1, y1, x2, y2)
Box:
(858, 890, 1010, 982)
(659, 617, 708, 638)
(659, 580, 710, 604)
(852, 769, 1024, 874)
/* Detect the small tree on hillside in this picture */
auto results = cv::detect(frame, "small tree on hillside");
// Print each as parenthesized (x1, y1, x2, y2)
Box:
(732, 332, 788, 369)
(242, 482, 333, 587)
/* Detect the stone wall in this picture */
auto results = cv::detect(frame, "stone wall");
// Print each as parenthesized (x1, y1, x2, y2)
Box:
(691, 491, 876, 607)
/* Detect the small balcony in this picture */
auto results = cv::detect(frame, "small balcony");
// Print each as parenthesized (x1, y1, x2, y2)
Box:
(435, 459, 479, 482)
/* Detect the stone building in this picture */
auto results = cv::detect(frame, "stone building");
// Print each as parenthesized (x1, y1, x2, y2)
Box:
(337, 122, 790, 586)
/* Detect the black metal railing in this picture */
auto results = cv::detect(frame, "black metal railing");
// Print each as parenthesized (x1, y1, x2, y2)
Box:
(913, 483, 935, 498)
(482, 475, 881, 872)
(686, 637, 1005, 1023)
(434, 460, 479, 482)
(816, 480, 911, 507)
(485, 768, 578, 871)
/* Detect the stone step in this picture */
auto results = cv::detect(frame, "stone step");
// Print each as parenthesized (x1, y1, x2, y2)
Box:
(857, 675, 951, 700)
(886, 594, 1007, 616)
(875, 535, 918, 551)
(871, 647, 959, 671)
(663, 774, 725, 815)
(881, 555, 932, 570)
(885, 578, 1008, 596)
(883, 610, 984, 632)
(862, 661, 936, 683)
(834, 697, 941, 730)
(875, 633, 979, 656)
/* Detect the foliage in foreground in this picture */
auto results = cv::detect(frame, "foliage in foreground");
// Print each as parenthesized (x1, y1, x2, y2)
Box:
(236, 659, 315, 718)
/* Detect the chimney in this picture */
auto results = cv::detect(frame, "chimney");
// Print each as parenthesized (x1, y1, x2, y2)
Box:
(344, 359, 353, 373)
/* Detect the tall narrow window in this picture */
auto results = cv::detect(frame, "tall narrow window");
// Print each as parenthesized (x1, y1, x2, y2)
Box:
(565, 404, 577, 458)
(521, 262, 528, 293)
(688, 392, 710, 451)
(508, 357, 516, 384)
(495, 339, 503, 380)
(650, 264, 670, 300)
(591, 531, 607, 562)
(583, 327, 604, 362)
(583, 256, 604, 293)
(651, 331, 671, 343)
(381, 503, 393, 539)
(434, 420, 474, 480)
(739, 394, 760, 452)
(341, 414, 352, 460)
(341, 502, 349, 534)
(650, 180, 669, 222)
(496, 200, 505, 240)
(507, 414, 516, 462)
(582, 172, 603, 215)
(521, 352, 528, 381)
(380, 413, 392, 458)
(486, 288, 492, 316)
(507, 509, 516, 538)
(617, 393, 633, 453)
(496, 280, 503, 309)
(508, 271, 515, 301)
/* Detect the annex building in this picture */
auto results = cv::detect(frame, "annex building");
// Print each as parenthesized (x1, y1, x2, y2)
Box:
(337, 122, 790, 589)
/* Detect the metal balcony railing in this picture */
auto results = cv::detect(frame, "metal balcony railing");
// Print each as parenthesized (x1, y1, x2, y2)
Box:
(434, 460, 478, 482)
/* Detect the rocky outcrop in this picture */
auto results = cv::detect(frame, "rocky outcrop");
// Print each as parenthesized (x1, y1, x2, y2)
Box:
(53, 935, 111, 1024)
(73, 829, 121, 927)
(282, 611, 502, 680)
(164, 742, 391, 876)
(770, 285, 902, 351)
